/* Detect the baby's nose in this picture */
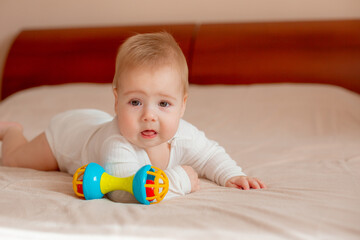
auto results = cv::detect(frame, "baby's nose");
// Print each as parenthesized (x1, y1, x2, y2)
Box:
(142, 108, 157, 122)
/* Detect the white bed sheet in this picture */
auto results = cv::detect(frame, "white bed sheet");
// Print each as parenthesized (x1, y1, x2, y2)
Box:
(0, 83, 359, 240)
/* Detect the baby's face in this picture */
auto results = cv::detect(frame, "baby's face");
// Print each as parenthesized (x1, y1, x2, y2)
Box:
(113, 64, 187, 150)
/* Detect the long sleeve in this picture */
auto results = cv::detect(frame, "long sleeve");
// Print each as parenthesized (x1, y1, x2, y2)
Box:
(173, 120, 246, 187)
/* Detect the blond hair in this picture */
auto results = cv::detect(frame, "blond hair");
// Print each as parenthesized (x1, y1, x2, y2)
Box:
(112, 32, 188, 94)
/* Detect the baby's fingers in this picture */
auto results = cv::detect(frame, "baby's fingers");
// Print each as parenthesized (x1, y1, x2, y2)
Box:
(248, 178, 260, 189)
(226, 181, 240, 189)
(248, 178, 267, 189)
(257, 178, 267, 189)
(237, 177, 250, 190)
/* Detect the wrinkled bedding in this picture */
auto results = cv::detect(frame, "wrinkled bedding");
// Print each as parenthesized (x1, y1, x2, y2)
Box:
(0, 83, 359, 240)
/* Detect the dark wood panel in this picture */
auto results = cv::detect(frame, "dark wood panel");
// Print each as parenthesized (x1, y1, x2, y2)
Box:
(2, 20, 360, 100)
(190, 20, 360, 94)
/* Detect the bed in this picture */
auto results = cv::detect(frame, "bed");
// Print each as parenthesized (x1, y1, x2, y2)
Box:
(0, 20, 360, 240)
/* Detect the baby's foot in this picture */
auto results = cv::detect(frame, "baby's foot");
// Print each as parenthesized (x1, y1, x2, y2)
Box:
(0, 122, 23, 139)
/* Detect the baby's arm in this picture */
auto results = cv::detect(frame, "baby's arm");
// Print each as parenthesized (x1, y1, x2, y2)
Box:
(179, 122, 266, 190)
(192, 143, 267, 190)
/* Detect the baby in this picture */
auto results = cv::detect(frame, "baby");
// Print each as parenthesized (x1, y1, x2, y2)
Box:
(0, 32, 266, 200)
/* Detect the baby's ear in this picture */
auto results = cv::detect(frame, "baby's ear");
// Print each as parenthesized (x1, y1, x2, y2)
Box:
(180, 94, 188, 118)
(113, 88, 118, 98)
(113, 88, 118, 111)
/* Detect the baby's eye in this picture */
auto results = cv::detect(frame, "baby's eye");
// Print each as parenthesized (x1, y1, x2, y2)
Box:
(159, 101, 170, 108)
(130, 100, 142, 106)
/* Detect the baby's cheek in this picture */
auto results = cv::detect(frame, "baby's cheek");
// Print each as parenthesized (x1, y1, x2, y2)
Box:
(118, 115, 137, 137)
(161, 118, 180, 140)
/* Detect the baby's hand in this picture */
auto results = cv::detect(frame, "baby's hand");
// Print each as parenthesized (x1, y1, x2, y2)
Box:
(182, 165, 200, 193)
(225, 176, 266, 190)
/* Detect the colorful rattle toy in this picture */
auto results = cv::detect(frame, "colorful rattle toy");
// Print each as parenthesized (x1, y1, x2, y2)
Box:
(73, 163, 169, 205)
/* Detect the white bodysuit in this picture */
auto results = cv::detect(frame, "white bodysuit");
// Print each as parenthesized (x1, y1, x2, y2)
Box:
(45, 109, 245, 200)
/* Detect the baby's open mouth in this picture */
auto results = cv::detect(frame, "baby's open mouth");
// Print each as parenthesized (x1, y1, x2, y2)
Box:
(141, 130, 157, 139)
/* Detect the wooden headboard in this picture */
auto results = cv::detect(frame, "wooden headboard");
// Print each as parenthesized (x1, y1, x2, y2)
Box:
(2, 20, 360, 99)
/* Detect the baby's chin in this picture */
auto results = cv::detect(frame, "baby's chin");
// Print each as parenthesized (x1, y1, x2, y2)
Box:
(126, 136, 167, 149)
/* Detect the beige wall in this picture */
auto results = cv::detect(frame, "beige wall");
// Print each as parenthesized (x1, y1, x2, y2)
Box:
(1, 0, 360, 96)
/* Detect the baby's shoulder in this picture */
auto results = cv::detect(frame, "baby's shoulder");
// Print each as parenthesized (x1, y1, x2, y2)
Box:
(102, 131, 133, 151)
(177, 119, 199, 137)
(174, 119, 206, 143)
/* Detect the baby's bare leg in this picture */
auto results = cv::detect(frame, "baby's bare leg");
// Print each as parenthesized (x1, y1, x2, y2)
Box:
(1, 122, 58, 171)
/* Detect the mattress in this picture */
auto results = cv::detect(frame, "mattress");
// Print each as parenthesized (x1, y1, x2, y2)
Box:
(0, 83, 359, 239)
